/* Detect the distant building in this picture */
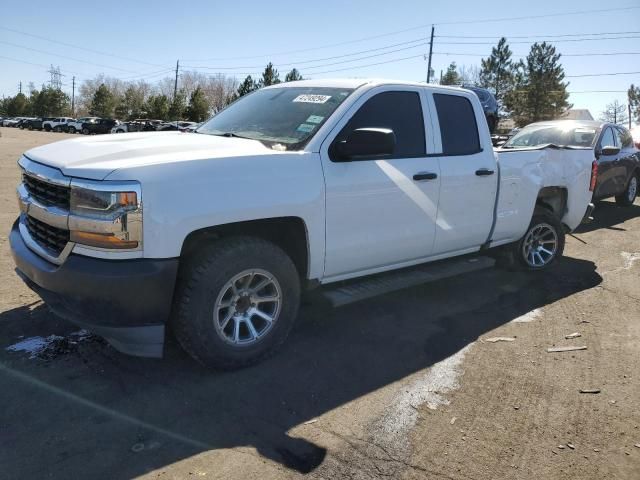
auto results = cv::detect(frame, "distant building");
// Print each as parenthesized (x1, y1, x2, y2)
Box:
(559, 109, 594, 121)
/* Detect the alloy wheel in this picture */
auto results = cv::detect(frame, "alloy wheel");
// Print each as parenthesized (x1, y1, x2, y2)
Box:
(522, 223, 558, 268)
(213, 269, 282, 346)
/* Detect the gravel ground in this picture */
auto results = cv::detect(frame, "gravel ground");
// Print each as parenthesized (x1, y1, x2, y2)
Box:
(0, 127, 638, 480)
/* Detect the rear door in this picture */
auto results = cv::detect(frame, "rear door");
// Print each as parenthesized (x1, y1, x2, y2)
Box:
(429, 91, 498, 255)
(321, 86, 441, 280)
(613, 126, 638, 193)
(595, 126, 618, 198)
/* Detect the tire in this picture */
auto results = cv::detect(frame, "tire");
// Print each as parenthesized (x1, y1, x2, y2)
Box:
(172, 236, 301, 369)
(54, 126, 61, 132)
(615, 174, 638, 206)
(68, 126, 76, 134)
(27, 124, 33, 130)
(487, 115, 497, 134)
(44, 125, 51, 132)
(82, 127, 89, 135)
(503, 210, 565, 271)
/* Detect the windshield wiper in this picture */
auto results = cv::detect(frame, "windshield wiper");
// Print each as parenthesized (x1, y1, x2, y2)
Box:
(209, 132, 252, 140)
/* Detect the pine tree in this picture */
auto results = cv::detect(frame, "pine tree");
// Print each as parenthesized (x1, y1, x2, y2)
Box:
(168, 89, 187, 120)
(90, 84, 116, 117)
(479, 37, 514, 108)
(260, 62, 280, 87)
(236, 75, 259, 98)
(144, 95, 169, 120)
(504, 42, 571, 126)
(185, 87, 209, 122)
(628, 84, 640, 123)
(285, 68, 303, 82)
(440, 62, 461, 85)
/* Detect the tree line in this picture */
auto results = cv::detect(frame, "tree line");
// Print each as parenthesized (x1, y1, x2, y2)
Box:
(2, 43, 639, 127)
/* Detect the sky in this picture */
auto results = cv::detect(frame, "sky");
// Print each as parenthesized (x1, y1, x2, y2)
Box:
(1, 0, 639, 124)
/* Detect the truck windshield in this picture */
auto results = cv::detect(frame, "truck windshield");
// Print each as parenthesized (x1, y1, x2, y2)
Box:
(197, 86, 354, 150)
(504, 123, 597, 149)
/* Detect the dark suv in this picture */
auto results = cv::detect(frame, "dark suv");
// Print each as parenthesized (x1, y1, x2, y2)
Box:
(462, 86, 499, 133)
(24, 117, 55, 131)
(82, 118, 118, 134)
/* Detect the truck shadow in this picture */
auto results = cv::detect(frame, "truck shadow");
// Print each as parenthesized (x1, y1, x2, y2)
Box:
(575, 200, 640, 234)
(0, 257, 602, 478)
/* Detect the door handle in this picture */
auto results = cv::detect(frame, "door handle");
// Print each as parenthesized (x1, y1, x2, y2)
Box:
(475, 168, 495, 176)
(413, 172, 438, 181)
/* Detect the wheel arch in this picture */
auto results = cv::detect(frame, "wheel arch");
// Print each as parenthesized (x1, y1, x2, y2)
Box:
(536, 186, 568, 220)
(179, 217, 311, 281)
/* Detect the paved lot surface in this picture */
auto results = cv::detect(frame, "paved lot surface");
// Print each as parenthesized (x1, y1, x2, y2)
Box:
(1, 127, 639, 479)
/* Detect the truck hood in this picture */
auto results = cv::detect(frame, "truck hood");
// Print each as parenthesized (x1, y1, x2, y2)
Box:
(24, 131, 276, 180)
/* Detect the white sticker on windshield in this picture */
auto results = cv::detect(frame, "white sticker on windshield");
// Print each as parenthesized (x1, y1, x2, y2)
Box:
(297, 123, 316, 133)
(306, 115, 324, 124)
(293, 94, 331, 104)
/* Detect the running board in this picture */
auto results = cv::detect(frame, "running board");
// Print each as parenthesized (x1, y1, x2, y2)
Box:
(320, 256, 495, 308)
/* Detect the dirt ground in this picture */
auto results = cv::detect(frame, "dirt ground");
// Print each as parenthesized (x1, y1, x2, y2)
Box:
(0, 126, 638, 480)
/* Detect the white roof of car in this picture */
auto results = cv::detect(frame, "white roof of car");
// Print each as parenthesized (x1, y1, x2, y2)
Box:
(264, 78, 471, 93)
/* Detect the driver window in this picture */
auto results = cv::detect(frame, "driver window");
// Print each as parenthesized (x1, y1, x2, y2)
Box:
(334, 91, 426, 159)
(599, 127, 616, 149)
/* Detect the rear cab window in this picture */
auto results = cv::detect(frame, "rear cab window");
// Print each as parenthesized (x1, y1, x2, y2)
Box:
(433, 93, 481, 155)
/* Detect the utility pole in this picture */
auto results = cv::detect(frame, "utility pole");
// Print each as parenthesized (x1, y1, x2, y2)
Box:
(173, 60, 179, 100)
(629, 103, 632, 129)
(71, 76, 76, 116)
(426, 25, 435, 83)
(19, 81, 22, 94)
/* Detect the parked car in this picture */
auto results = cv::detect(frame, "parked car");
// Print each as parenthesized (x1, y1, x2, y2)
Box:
(462, 85, 499, 133)
(3, 117, 22, 127)
(11, 79, 595, 369)
(24, 117, 55, 131)
(502, 120, 640, 206)
(16, 118, 36, 129)
(156, 121, 198, 132)
(43, 117, 76, 132)
(112, 119, 161, 133)
(82, 118, 118, 134)
(66, 117, 99, 134)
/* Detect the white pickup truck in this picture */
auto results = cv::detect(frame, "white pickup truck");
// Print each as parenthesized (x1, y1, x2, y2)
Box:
(10, 79, 596, 369)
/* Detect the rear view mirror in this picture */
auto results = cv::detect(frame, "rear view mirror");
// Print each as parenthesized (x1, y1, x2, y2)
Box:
(600, 145, 620, 156)
(334, 128, 396, 161)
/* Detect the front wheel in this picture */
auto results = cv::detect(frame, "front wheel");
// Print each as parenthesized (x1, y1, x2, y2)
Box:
(172, 237, 301, 369)
(68, 126, 76, 134)
(615, 175, 638, 206)
(82, 127, 89, 135)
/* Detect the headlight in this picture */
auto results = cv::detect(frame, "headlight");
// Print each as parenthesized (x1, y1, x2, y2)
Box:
(69, 182, 142, 250)
(71, 188, 137, 218)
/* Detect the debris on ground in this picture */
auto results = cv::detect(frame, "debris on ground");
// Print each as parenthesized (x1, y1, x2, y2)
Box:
(558, 445, 565, 449)
(565, 332, 582, 339)
(303, 419, 318, 425)
(485, 337, 516, 343)
(450, 417, 457, 425)
(5, 330, 101, 360)
(546, 345, 587, 353)
(635, 444, 640, 448)
(567, 443, 575, 450)
(579, 389, 601, 394)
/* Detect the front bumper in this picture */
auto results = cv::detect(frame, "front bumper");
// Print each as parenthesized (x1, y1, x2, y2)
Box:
(10, 220, 179, 357)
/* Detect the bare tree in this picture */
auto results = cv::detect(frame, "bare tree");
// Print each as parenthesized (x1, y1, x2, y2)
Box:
(458, 64, 482, 86)
(600, 100, 629, 125)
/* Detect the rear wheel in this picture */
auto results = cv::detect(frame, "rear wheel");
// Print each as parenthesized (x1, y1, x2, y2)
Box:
(615, 175, 638, 206)
(172, 237, 301, 369)
(27, 124, 33, 130)
(68, 126, 76, 134)
(82, 127, 89, 135)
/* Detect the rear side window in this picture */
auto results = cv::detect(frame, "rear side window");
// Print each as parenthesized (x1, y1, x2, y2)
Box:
(615, 127, 633, 149)
(336, 91, 426, 158)
(434, 93, 481, 155)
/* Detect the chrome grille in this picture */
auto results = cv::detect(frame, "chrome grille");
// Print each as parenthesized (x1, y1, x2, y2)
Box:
(23, 174, 70, 209)
(25, 215, 70, 255)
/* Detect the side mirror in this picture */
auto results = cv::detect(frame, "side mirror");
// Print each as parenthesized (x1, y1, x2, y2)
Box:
(600, 145, 620, 157)
(334, 128, 396, 161)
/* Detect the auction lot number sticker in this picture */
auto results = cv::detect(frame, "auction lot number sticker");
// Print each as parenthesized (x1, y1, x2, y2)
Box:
(293, 94, 331, 104)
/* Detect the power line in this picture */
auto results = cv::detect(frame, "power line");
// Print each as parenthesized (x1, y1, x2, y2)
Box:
(0, 40, 141, 73)
(0, 25, 166, 68)
(432, 51, 640, 57)
(183, 5, 640, 62)
(184, 37, 428, 68)
(434, 35, 640, 45)
(436, 30, 640, 39)
(566, 71, 640, 78)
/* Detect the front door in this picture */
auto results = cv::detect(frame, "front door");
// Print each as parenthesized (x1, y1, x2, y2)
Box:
(320, 88, 441, 281)
(595, 126, 620, 198)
